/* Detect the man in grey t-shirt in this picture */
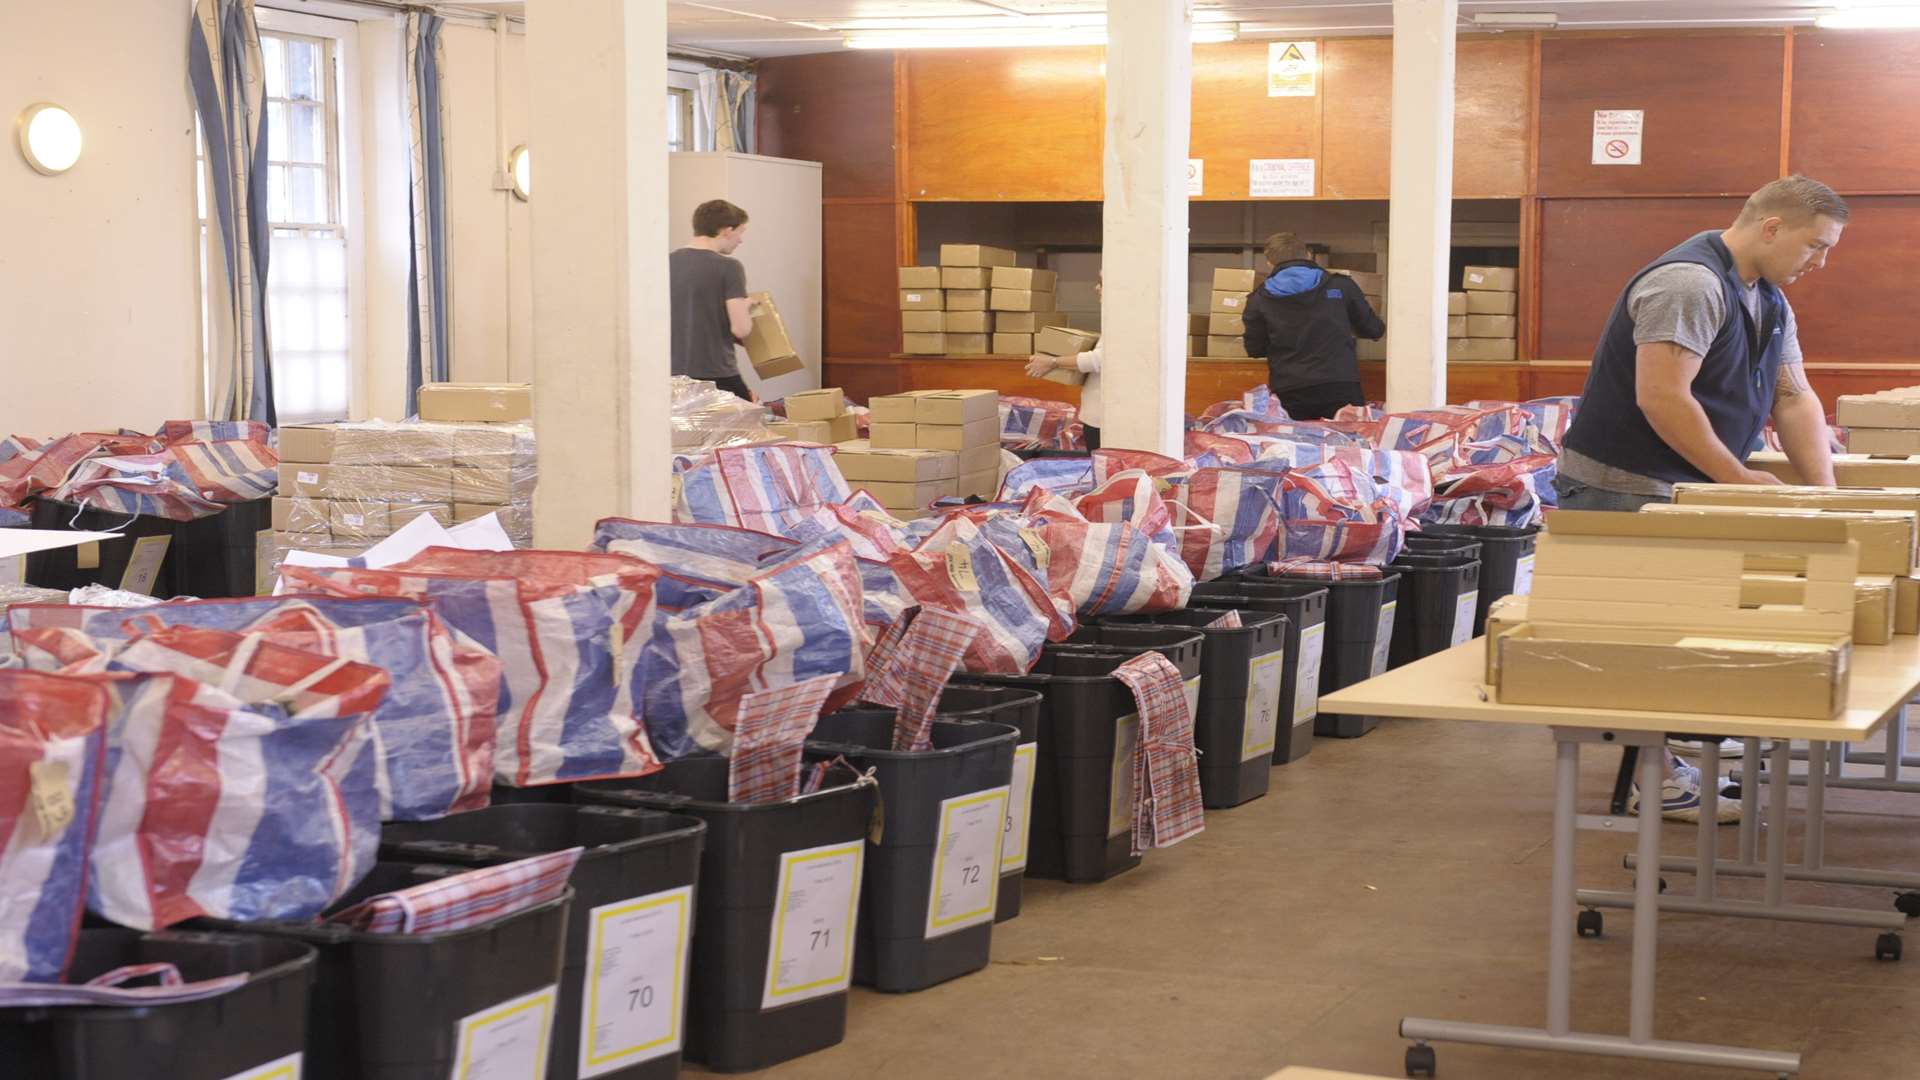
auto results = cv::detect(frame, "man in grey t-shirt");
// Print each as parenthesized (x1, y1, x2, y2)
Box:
(670, 200, 754, 400)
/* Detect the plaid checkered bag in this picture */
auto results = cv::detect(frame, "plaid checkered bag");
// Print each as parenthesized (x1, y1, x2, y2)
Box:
(1110, 652, 1204, 855)
(728, 674, 839, 803)
(886, 517, 1066, 674)
(329, 846, 582, 935)
(92, 597, 500, 822)
(1204, 610, 1242, 629)
(282, 561, 661, 789)
(856, 608, 981, 752)
(1267, 558, 1385, 580)
(998, 396, 1081, 450)
(639, 538, 866, 760)
(12, 625, 388, 930)
(1170, 466, 1284, 581)
(0, 670, 111, 982)
(160, 420, 271, 446)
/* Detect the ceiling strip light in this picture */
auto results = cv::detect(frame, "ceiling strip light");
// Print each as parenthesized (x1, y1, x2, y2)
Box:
(1816, 4, 1920, 27)
(844, 26, 1239, 49)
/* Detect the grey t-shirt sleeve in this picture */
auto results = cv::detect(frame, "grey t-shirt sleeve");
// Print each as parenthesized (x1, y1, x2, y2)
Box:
(723, 258, 748, 301)
(1777, 294, 1804, 367)
(1627, 262, 1725, 356)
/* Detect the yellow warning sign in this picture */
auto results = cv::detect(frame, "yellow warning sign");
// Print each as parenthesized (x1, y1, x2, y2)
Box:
(1267, 41, 1318, 98)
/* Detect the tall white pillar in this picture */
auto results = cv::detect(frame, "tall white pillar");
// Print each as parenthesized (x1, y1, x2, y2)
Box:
(1384, 0, 1458, 410)
(527, 0, 671, 546)
(1099, 0, 1193, 455)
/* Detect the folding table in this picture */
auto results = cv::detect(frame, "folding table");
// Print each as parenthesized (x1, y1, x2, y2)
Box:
(1320, 634, 1920, 1078)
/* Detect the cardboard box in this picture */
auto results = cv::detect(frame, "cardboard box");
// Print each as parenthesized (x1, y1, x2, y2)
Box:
(869, 421, 918, 450)
(946, 290, 988, 312)
(958, 443, 1001, 476)
(1467, 315, 1518, 339)
(939, 244, 1017, 268)
(271, 495, 330, 535)
(1211, 290, 1248, 315)
(901, 311, 945, 333)
(1837, 393, 1920, 429)
(1208, 336, 1251, 359)
(328, 500, 392, 542)
(418, 383, 533, 423)
(1495, 622, 1850, 719)
(1212, 268, 1260, 292)
(277, 426, 338, 465)
(279, 424, 456, 467)
(915, 389, 999, 425)
(946, 333, 991, 355)
(452, 502, 531, 530)
(1643, 502, 1918, 574)
(898, 266, 942, 289)
(452, 426, 533, 469)
(957, 468, 999, 499)
(1673, 482, 1920, 520)
(864, 479, 956, 510)
(899, 289, 945, 311)
(784, 388, 845, 422)
(1448, 337, 1517, 361)
(833, 442, 958, 483)
(1740, 573, 1895, 645)
(996, 311, 1058, 334)
(1208, 313, 1244, 336)
(1483, 595, 1530, 685)
(826, 413, 859, 444)
(917, 417, 1000, 451)
(1741, 451, 1920, 487)
(939, 311, 991, 335)
(279, 463, 335, 499)
(1342, 270, 1384, 295)
(1466, 290, 1518, 315)
(742, 293, 804, 378)
(1462, 266, 1518, 292)
(1846, 428, 1920, 456)
(1033, 325, 1098, 358)
(992, 267, 1057, 292)
(389, 501, 453, 529)
(1041, 365, 1084, 386)
(989, 288, 1054, 312)
(902, 333, 947, 355)
(1901, 576, 1920, 635)
(1448, 292, 1468, 316)
(868, 393, 931, 424)
(767, 420, 835, 443)
(1448, 316, 1468, 338)
(993, 332, 1034, 355)
(450, 466, 531, 506)
(330, 464, 455, 503)
(940, 266, 993, 290)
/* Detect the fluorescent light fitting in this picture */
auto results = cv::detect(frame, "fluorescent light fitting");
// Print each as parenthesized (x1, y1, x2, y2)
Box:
(844, 25, 1237, 50)
(1471, 11, 1559, 27)
(1816, 4, 1920, 26)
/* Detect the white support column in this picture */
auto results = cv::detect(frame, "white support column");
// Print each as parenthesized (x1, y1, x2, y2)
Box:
(1099, 0, 1193, 455)
(527, 0, 672, 546)
(1384, 0, 1458, 410)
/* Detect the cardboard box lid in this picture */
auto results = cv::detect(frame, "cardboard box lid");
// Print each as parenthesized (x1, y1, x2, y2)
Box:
(914, 389, 1000, 424)
(418, 383, 533, 423)
(783, 387, 845, 421)
(1546, 509, 1852, 544)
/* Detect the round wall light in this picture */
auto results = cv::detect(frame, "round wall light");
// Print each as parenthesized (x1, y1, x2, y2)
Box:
(508, 144, 529, 200)
(16, 103, 82, 175)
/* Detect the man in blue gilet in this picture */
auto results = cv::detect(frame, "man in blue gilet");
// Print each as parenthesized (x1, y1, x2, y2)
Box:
(1556, 175, 1848, 821)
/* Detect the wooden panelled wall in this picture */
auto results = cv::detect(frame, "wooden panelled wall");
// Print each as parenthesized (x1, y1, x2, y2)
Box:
(758, 30, 1920, 407)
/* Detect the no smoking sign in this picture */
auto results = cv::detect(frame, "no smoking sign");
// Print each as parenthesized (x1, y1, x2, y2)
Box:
(1592, 110, 1643, 166)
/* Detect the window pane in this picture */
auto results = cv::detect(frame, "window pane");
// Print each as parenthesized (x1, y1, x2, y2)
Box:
(262, 36, 286, 99)
(288, 39, 319, 101)
(666, 92, 680, 149)
(288, 165, 325, 224)
(287, 103, 324, 164)
(267, 164, 290, 223)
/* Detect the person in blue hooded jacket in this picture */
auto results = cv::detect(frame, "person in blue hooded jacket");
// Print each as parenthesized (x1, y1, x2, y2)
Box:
(1241, 232, 1386, 420)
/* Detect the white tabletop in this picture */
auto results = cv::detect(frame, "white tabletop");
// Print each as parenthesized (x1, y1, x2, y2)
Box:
(1318, 633, 1920, 743)
(1264, 1068, 1401, 1080)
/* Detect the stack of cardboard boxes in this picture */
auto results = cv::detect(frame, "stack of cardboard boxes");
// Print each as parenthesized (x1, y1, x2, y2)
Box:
(851, 389, 1002, 514)
(901, 245, 1062, 358)
(988, 264, 1058, 356)
(267, 384, 537, 588)
(1206, 268, 1258, 359)
(1449, 266, 1518, 361)
(767, 388, 860, 444)
(899, 265, 948, 356)
(1838, 389, 1920, 459)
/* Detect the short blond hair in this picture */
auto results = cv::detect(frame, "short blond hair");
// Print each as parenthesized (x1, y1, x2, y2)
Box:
(1737, 175, 1848, 226)
(1263, 232, 1311, 267)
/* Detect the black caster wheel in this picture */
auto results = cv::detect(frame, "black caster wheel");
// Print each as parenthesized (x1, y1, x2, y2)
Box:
(1577, 909, 1603, 939)
(1895, 892, 1920, 918)
(1876, 933, 1903, 962)
(1405, 1043, 1437, 1078)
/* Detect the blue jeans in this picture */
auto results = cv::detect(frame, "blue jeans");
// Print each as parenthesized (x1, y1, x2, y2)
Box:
(1552, 475, 1667, 512)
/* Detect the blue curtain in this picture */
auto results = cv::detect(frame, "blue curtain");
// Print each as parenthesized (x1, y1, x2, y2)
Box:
(406, 12, 450, 413)
(188, 0, 275, 424)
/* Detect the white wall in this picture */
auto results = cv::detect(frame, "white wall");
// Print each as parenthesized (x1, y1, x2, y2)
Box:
(442, 20, 530, 385)
(0, 2, 201, 436)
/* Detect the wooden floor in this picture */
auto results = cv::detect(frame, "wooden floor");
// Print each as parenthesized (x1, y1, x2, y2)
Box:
(693, 715, 1920, 1079)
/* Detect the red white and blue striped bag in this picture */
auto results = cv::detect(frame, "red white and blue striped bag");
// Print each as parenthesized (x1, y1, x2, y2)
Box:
(1170, 466, 1285, 582)
(160, 420, 271, 446)
(637, 537, 867, 760)
(1422, 456, 1553, 528)
(1278, 466, 1409, 565)
(992, 495, 1192, 618)
(53, 453, 224, 520)
(1091, 450, 1189, 485)
(167, 438, 279, 503)
(676, 444, 852, 533)
(1322, 446, 1434, 521)
(887, 517, 1067, 674)
(0, 670, 111, 982)
(0, 433, 159, 508)
(281, 562, 661, 789)
(998, 396, 1081, 450)
(14, 625, 387, 930)
(1075, 470, 1180, 550)
(998, 456, 1096, 502)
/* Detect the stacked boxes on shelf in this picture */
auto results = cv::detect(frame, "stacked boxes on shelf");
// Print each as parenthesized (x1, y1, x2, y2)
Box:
(864, 390, 1002, 511)
(899, 265, 946, 355)
(769, 387, 860, 444)
(1451, 265, 1518, 361)
(938, 245, 1016, 356)
(1446, 290, 1469, 343)
(1207, 267, 1257, 359)
(1188, 314, 1210, 358)
(989, 266, 1058, 355)
(1838, 388, 1920, 457)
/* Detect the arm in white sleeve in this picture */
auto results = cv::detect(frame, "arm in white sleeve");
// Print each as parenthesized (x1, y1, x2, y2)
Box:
(1075, 343, 1103, 374)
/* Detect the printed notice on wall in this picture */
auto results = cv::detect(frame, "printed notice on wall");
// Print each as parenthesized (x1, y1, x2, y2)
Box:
(1267, 41, 1318, 96)
(925, 786, 1010, 938)
(762, 841, 863, 1009)
(1592, 109, 1644, 165)
(579, 885, 692, 1077)
(1187, 158, 1205, 197)
(1249, 158, 1315, 198)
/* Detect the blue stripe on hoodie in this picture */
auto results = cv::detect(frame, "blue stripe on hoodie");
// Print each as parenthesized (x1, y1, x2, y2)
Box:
(1263, 265, 1325, 297)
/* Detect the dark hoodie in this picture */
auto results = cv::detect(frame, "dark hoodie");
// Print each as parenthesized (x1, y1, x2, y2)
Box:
(1241, 260, 1386, 393)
